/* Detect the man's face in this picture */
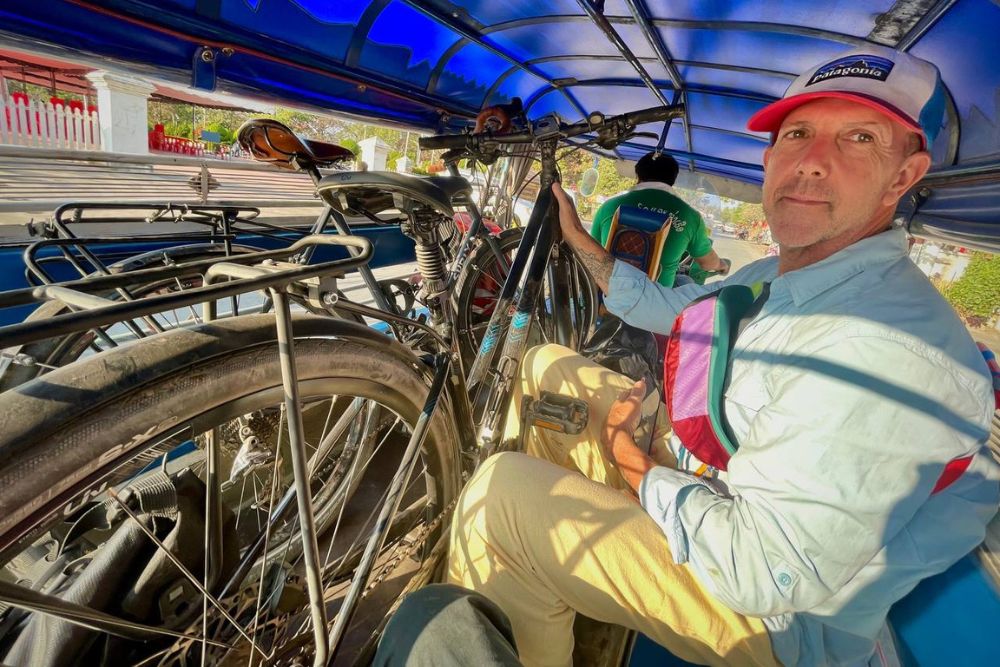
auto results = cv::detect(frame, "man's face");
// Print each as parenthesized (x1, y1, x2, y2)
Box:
(761, 98, 926, 250)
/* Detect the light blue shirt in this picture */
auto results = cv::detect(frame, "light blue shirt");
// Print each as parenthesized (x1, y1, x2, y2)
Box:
(605, 228, 999, 666)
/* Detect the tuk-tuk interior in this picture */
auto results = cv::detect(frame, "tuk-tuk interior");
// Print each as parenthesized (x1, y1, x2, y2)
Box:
(0, 2, 997, 665)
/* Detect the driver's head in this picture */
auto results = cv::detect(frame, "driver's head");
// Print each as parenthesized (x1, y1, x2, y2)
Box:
(635, 152, 679, 186)
(747, 46, 941, 251)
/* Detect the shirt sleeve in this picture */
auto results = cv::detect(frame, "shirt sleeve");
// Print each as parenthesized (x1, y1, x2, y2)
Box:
(687, 215, 714, 258)
(639, 334, 990, 617)
(603, 260, 715, 334)
(590, 201, 613, 244)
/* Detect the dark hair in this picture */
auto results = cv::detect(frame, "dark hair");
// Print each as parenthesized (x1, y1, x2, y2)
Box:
(635, 152, 679, 185)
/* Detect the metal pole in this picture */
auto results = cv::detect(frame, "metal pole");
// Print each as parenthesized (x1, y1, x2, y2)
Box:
(271, 288, 330, 667)
(326, 353, 452, 664)
(0, 579, 233, 648)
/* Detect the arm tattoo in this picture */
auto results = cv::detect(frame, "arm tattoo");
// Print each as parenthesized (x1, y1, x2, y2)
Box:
(576, 243, 614, 293)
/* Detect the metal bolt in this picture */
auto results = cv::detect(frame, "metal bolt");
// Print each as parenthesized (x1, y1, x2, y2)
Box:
(200, 48, 216, 63)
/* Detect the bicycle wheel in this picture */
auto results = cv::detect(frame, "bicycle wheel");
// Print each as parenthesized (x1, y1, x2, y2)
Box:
(452, 227, 597, 370)
(0, 314, 461, 666)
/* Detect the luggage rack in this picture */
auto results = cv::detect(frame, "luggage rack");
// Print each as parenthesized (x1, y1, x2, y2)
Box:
(0, 234, 374, 352)
(21, 202, 320, 287)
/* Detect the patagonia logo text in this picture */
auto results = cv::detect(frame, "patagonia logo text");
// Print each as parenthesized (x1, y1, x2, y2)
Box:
(806, 55, 894, 87)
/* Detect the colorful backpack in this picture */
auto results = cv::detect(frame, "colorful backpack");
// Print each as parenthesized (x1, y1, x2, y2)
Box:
(603, 205, 671, 280)
(662, 282, 769, 471)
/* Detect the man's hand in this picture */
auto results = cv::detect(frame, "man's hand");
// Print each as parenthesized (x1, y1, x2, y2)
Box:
(602, 379, 645, 458)
(551, 183, 615, 292)
(694, 249, 731, 276)
(601, 379, 657, 493)
(551, 182, 587, 238)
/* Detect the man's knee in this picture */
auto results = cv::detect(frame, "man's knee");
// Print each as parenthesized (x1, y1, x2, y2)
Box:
(454, 452, 549, 531)
(463, 451, 532, 500)
(521, 343, 575, 391)
(375, 584, 521, 667)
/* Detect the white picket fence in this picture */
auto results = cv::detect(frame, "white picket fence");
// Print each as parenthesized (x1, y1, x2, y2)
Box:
(0, 98, 101, 150)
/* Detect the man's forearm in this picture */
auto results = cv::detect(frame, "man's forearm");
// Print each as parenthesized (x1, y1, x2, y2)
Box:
(694, 249, 725, 272)
(610, 431, 657, 493)
(563, 227, 614, 293)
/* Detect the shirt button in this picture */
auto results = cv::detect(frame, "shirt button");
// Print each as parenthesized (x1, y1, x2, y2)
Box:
(777, 573, 792, 587)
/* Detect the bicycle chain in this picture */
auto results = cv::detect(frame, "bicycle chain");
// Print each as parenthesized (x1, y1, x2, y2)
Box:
(361, 498, 457, 597)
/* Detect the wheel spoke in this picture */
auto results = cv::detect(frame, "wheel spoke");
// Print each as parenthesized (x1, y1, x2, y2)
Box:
(247, 407, 287, 659)
(107, 490, 270, 662)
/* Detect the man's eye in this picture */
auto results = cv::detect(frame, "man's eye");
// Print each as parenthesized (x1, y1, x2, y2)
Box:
(782, 128, 806, 139)
(850, 132, 875, 143)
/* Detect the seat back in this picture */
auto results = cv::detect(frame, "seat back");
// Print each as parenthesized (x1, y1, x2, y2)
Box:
(603, 205, 670, 281)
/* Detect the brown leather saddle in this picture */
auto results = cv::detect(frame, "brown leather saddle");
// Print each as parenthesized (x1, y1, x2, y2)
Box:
(236, 118, 354, 170)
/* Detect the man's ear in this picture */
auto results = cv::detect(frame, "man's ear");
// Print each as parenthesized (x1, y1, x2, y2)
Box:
(762, 145, 772, 172)
(882, 151, 931, 207)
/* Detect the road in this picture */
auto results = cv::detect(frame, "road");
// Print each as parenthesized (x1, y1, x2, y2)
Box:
(706, 235, 766, 282)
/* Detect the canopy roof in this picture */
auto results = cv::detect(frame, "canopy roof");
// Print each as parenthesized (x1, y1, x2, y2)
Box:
(0, 1, 998, 246)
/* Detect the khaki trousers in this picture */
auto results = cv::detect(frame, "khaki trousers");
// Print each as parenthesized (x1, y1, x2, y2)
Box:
(447, 344, 777, 667)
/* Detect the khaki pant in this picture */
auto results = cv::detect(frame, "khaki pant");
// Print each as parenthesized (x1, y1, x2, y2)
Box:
(447, 344, 777, 667)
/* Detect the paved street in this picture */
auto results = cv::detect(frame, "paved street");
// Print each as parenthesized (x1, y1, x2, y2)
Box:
(709, 235, 767, 277)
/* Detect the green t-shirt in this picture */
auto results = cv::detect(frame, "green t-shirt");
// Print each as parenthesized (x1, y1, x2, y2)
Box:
(589, 184, 713, 287)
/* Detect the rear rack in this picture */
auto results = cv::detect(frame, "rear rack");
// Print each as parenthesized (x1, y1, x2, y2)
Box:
(0, 234, 373, 350)
(22, 202, 319, 287)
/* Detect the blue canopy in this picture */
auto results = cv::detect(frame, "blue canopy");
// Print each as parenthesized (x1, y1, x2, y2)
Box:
(1, 0, 998, 247)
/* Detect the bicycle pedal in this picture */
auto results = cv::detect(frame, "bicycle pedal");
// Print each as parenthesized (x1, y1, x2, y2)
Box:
(521, 391, 588, 435)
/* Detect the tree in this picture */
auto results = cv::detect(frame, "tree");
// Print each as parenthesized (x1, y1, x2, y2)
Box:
(944, 252, 1000, 325)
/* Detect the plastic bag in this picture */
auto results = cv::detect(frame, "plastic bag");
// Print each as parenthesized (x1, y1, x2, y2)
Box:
(580, 315, 662, 395)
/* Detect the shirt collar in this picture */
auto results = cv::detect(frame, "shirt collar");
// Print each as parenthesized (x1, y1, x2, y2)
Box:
(630, 181, 674, 194)
(779, 227, 910, 307)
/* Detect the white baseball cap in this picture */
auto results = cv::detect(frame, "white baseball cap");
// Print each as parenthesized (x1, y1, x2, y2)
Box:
(747, 45, 946, 148)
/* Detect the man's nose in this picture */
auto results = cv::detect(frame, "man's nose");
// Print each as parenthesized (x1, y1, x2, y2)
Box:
(794, 138, 831, 178)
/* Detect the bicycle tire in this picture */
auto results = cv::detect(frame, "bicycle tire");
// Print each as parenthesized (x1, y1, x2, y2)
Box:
(452, 227, 597, 370)
(0, 314, 461, 664)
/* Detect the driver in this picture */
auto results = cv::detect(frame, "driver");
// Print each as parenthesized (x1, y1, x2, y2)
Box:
(445, 45, 1000, 667)
(589, 151, 730, 287)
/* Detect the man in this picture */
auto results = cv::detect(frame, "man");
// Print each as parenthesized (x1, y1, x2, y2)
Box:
(589, 152, 730, 286)
(446, 45, 999, 667)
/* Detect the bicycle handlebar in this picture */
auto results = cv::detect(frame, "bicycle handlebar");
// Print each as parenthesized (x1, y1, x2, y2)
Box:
(419, 104, 683, 154)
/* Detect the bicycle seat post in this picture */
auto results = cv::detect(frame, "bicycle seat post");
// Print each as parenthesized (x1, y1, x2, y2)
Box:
(291, 155, 324, 186)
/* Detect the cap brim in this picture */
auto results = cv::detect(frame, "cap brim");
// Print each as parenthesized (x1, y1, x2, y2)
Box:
(747, 91, 924, 141)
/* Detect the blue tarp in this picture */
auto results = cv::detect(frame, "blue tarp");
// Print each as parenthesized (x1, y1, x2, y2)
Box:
(0, 1, 998, 245)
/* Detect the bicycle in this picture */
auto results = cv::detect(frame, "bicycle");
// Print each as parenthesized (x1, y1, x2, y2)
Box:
(0, 103, 682, 666)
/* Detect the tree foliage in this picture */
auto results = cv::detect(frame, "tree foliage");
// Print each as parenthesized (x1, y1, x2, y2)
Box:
(943, 252, 1000, 324)
(554, 150, 636, 218)
(720, 202, 766, 229)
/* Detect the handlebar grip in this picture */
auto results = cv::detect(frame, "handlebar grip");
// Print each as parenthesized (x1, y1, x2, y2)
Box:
(418, 134, 471, 150)
(625, 105, 682, 126)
